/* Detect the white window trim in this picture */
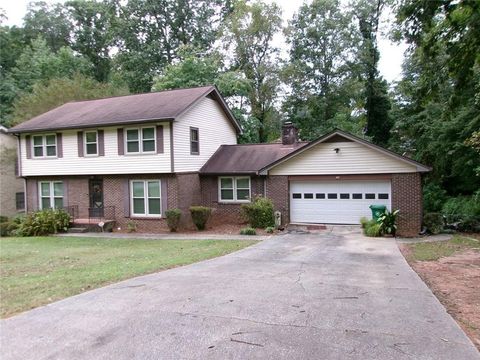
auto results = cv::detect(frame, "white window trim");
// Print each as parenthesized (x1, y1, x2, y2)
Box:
(130, 180, 162, 218)
(32, 134, 57, 158)
(124, 127, 156, 154)
(218, 176, 251, 203)
(38, 181, 64, 209)
(84, 130, 98, 157)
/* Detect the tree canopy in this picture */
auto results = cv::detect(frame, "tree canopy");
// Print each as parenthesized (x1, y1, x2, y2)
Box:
(0, 0, 478, 198)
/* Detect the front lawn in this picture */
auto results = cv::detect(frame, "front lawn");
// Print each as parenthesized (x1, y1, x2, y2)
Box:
(0, 236, 257, 318)
(403, 236, 480, 261)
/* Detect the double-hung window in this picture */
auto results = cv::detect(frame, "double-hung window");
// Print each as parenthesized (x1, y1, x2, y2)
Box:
(130, 180, 161, 217)
(33, 134, 57, 157)
(190, 127, 199, 155)
(39, 181, 64, 209)
(84, 131, 98, 156)
(219, 177, 251, 202)
(126, 127, 156, 154)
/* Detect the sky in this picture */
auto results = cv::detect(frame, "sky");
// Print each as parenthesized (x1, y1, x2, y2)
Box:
(0, 0, 406, 82)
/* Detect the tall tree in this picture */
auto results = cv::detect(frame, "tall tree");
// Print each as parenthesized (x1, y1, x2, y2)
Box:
(355, 0, 392, 146)
(66, 0, 118, 83)
(23, 1, 72, 52)
(221, 0, 282, 142)
(283, 0, 363, 140)
(391, 0, 480, 194)
(116, 0, 232, 93)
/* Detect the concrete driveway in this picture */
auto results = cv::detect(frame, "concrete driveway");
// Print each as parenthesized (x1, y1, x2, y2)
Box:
(2, 228, 479, 360)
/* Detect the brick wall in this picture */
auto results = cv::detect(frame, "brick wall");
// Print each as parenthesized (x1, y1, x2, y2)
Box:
(391, 172, 423, 237)
(175, 173, 201, 228)
(200, 175, 265, 225)
(265, 175, 289, 225)
(103, 174, 178, 232)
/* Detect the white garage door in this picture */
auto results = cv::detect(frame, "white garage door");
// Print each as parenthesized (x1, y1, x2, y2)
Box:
(290, 180, 391, 224)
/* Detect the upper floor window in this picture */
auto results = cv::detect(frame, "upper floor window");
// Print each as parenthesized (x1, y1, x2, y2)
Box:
(84, 131, 98, 156)
(190, 127, 199, 155)
(126, 127, 156, 154)
(219, 176, 250, 202)
(39, 181, 63, 209)
(33, 134, 56, 158)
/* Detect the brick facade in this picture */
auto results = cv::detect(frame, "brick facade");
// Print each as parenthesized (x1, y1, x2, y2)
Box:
(391, 172, 423, 237)
(200, 175, 265, 225)
(265, 176, 290, 225)
(25, 171, 424, 236)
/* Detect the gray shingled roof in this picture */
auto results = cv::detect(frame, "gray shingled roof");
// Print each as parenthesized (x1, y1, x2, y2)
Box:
(9, 86, 241, 133)
(200, 142, 308, 174)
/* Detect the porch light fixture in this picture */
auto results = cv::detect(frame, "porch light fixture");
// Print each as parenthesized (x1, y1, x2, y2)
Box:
(334, 148, 340, 153)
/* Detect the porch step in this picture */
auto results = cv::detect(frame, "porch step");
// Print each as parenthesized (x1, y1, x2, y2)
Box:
(286, 223, 328, 233)
(67, 227, 88, 234)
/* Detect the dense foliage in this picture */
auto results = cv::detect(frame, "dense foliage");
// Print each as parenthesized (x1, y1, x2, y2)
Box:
(14, 209, 71, 236)
(189, 206, 212, 231)
(165, 208, 182, 232)
(241, 196, 275, 228)
(0, 0, 478, 210)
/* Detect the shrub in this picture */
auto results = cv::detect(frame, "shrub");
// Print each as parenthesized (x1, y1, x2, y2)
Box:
(165, 208, 182, 232)
(442, 191, 480, 232)
(377, 209, 399, 236)
(16, 209, 71, 236)
(0, 222, 10, 237)
(190, 206, 212, 231)
(360, 217, 370, 229)
(126, 220, 137, 233)
(241, 196, 274, 228)
(265, 226, 275, 234)
(240, 227, 256, 235)
(423, 212, 444, 234)
(365, 222, 383, 237)
(423, 183, 448, 212)
(0, 215, 8, 223)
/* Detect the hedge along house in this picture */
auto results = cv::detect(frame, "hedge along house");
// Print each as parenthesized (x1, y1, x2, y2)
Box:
(9, 85, 430, 236)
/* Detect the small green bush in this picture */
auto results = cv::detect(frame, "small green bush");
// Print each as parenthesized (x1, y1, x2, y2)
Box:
(190, 206, 212, 231)
(360, 217, 370, 229)
(365, 222, 383, 237)
(165, 208, 182, 232)
(423, 212, 444, 234)
(0, 222, 10, 237)
(378, 209, 399, 236)
(240, 227, 256, 235)
(126, 220, 137, 233)
(442, 191, 480, 232)
(265, 226, 275, 234)
(241, 196, 274, 228)
(0, 215, 9, 223)
(16, 209, 71, 236)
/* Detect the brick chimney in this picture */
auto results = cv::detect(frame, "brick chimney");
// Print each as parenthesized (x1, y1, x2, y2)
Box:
(282, 121, 299, 145)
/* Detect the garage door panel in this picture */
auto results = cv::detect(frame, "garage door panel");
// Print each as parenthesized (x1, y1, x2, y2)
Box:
(290, 180, 391, 224)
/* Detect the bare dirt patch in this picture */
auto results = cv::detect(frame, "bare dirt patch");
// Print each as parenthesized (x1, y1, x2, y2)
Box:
(400, 243, 480, 350)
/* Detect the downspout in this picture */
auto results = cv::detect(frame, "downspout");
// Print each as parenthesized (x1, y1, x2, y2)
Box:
(15, 134, 27, 214)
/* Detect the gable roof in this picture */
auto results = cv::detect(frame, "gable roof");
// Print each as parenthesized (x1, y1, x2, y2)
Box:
(200, 142, 308, 175)
(9, 85, 242, 134)
(259, 129, 431, 174)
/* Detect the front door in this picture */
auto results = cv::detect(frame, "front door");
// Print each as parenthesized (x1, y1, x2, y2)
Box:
(89, 178, 104, 218)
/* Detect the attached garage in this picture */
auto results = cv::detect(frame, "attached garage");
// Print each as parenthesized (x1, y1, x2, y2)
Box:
(290, 179, 391, 224)
(259, 128, 431, 236)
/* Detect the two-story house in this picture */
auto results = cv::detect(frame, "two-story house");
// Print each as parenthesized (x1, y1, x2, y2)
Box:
(9, 85, 430, 236)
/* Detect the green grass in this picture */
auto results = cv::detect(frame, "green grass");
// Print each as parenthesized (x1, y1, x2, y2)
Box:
(0, 236, 257, 318)
(408, 235, 480, 261)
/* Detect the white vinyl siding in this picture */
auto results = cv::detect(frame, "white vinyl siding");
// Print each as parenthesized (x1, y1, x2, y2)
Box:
(39, 181, 64, 209)
(174, 97, 237, 172)
(269, 141, 417, 175)
(20, 123, 171, 176)
(130, 180, 161, 217)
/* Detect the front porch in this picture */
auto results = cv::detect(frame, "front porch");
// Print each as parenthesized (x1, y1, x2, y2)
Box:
(64, 205, 116, 233)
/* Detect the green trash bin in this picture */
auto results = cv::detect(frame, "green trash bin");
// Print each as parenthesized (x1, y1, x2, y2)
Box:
(369, 205, 386, 221)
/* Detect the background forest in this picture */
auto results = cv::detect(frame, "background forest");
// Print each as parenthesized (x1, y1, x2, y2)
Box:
(0, 0, 479, 220)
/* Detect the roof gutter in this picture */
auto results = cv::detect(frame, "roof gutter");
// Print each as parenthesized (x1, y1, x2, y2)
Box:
(8, 117, 175, 135)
